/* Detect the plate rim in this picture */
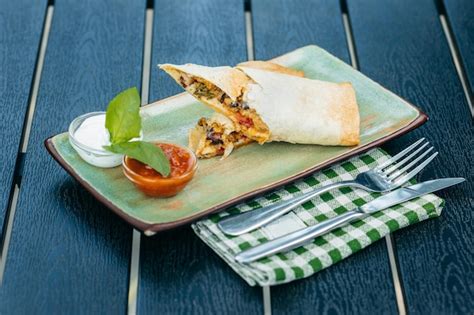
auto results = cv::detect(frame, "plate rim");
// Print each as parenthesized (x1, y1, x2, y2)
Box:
(45, 100, 427, 236)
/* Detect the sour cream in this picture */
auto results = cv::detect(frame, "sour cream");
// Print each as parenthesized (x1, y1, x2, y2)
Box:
(69, 112, 123, 168)
(73, 114, 111, 151)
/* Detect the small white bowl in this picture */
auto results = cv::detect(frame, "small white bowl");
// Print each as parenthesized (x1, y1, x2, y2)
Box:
(68, 112, 123, 168)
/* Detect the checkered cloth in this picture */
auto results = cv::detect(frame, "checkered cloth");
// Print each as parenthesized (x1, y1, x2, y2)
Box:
(192, 148, 444, 286)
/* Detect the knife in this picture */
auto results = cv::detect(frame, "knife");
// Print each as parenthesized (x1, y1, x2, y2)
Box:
(234, 178, 465, 264)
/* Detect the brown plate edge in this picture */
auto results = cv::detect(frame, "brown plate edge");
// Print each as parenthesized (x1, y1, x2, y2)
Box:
(44, 106, 428, 236)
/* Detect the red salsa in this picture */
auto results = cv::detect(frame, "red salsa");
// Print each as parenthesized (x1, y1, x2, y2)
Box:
(126, 143, 194, 178)
(123, 143, 197, 197)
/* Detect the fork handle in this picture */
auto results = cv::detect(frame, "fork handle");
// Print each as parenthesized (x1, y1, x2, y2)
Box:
(217, 180, 360, 236)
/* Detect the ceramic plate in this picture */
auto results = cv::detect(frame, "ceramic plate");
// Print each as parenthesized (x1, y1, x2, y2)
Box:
(45, 45, 427, 235)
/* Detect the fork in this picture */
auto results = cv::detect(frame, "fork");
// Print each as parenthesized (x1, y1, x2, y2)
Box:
(218, 138, 438, 236)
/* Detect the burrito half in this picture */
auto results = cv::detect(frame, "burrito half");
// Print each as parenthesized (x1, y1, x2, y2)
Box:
(238, 66, 360, 145)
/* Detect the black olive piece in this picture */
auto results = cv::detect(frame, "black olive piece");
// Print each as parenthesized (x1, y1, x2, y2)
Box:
(206, 131, 223, 145)
(207, 135, 223, 145)
(219, 94, 226, 103)
(230, 101, 240, 107)
(242, 102, 250, 110)
(179, 76, 187, 88)
(211, 139, 224, 145)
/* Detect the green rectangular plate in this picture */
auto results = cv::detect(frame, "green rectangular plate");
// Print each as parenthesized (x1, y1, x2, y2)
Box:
(45, 45, 427, 235)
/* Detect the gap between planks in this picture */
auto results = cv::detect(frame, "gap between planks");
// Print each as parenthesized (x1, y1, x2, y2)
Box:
(262, 286, 271, 315)
(385, 235, 406, 315)
(246, 7, 272, 315)
(342, 11, 407, 315)
(127, 7, 154, 315)
(439, 14, 474, 118)
(0, 5, 54, 284)
(245, 11, 255, 62)
(0, 185, 20, 284)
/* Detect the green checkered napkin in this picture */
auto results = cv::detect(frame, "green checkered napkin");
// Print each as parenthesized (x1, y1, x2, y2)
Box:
(192, 148, 444, 286)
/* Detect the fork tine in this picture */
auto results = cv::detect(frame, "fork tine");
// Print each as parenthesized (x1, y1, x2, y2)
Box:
(384, 142, 430, 175)
(387, 147, 434, 179)
(375, 138, 426, 171)
(392, 152, 439, 186)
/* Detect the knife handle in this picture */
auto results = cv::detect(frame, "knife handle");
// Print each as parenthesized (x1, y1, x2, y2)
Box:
(234, 210, 367, 264)
(218, 180, 360, 236)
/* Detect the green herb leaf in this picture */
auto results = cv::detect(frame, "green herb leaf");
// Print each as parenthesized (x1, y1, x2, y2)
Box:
(105, 87, 141, 144)
(105, 141, 171, 177)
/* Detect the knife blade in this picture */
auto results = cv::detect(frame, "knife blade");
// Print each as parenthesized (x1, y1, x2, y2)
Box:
(360, 178, 465, 213)
(234, 178, 465, 264)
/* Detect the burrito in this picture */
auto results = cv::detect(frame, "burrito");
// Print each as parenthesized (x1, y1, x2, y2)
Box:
(160, 61, 360, 154)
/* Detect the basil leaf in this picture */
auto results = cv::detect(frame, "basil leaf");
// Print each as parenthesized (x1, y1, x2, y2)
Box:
(105, 87, 141, 144)
(105, 141, 171, 177)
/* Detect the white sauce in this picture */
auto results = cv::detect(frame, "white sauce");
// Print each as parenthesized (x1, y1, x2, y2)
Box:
(74, 114, 111, 151)
(69, 113, 123, 168)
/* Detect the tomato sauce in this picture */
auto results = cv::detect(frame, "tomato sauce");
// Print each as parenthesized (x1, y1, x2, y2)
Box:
(123, 143, 197, 197)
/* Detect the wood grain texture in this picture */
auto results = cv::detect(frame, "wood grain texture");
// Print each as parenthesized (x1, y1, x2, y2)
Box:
(348, 0, 474, 314)
(139, 228, 262, 314)
(0, 0, 47, 235)
(444, 0, 474, 98)
(252, 0, 350, 60)
(138, 0, 262, 314)
(0, 0, 146, 313)
(251, 1, 398, 314)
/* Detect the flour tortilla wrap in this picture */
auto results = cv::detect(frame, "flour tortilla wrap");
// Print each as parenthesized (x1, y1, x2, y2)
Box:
(237, 61, 305, 78)
(238, 66, 360, 145)
(160, 63, 359, 146)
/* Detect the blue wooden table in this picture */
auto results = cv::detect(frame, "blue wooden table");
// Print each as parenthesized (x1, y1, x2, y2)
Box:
(0, 0, 472, 314)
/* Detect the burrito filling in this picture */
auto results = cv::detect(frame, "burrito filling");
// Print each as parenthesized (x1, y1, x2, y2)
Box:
(189, 115, 253, 159)
(176, 72, 270, 143)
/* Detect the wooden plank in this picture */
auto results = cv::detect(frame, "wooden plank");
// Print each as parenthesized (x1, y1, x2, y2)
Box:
(347, 0, 474, 314)
(0, 0, 147, 313)
(251, 1, 398, 314)
(137, 0, 262, 314)
(252, 0, 349, 59)
(0, 0, 47, 235)
(444, 0, 474, 97)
